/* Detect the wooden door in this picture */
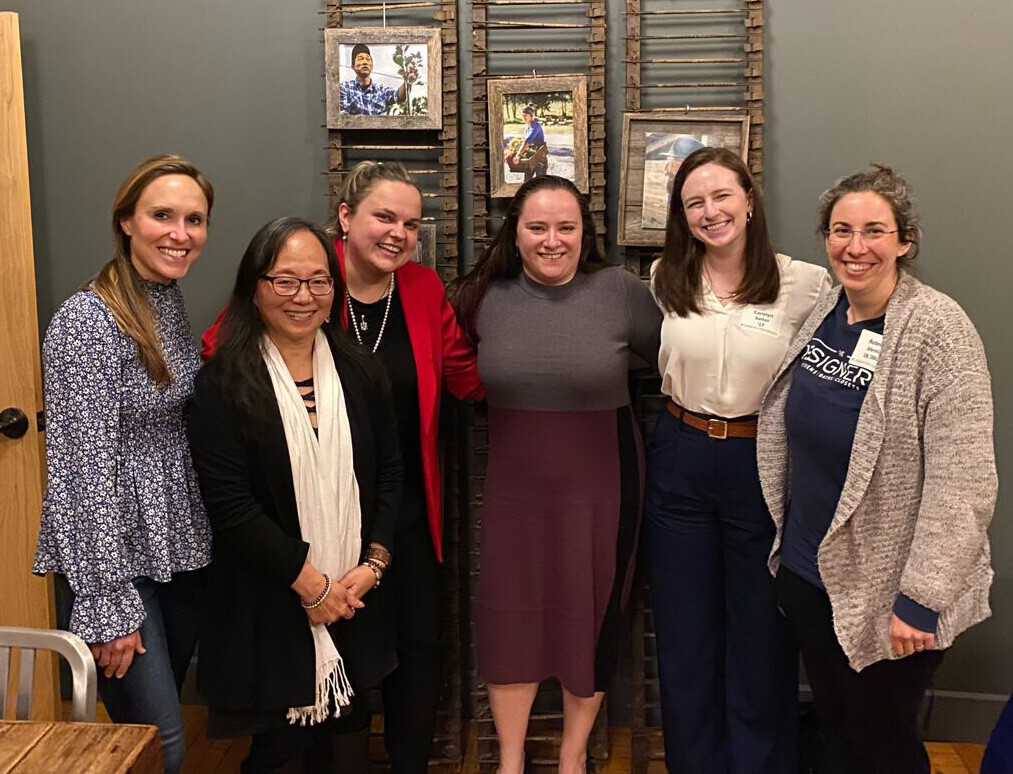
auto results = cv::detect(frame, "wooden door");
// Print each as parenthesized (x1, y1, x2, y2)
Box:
(0, 12, 58, 717)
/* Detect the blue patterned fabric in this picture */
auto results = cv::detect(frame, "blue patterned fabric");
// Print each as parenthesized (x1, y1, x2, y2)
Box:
(33, 282, 212, 644)
(339, 78, 399, 116)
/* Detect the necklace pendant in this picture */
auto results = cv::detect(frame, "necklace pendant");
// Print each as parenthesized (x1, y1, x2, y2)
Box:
(360, 315, 368, 332)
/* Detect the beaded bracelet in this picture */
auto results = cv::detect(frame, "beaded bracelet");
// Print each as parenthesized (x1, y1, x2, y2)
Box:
(362, 558, 386, 587)
(300, 573, 332, 609)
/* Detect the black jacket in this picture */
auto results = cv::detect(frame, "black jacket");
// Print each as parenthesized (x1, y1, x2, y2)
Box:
(187, 332, 402, 713)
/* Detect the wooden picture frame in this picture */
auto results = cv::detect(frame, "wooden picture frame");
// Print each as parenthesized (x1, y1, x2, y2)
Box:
(618, 114, 750, 246)
(487, 75, 588, 198)
(414, 223, 437, 269)
(325, 27, 442, 130)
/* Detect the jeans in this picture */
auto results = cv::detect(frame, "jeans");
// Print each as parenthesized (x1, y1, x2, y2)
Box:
(56, 570, 205, 774)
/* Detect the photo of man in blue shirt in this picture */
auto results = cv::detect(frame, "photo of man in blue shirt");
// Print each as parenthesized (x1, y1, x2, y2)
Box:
(339, 43, 417, 116)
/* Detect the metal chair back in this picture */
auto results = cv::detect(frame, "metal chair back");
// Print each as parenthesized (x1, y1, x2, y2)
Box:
(0, 626, 97, 721)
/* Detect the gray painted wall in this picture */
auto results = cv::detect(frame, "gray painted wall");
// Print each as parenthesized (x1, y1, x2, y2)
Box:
(15, 0, 329, 335)
(11, 0, 1010, 740)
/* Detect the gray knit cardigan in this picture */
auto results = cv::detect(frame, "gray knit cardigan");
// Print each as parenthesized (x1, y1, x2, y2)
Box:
(757, 271, 997, 672)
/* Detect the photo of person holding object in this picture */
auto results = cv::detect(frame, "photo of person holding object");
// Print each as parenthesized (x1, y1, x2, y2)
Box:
(339, 42, 418, 117)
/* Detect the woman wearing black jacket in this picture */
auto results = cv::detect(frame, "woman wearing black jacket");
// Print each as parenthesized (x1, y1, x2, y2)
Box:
(188, 217, 402, 773)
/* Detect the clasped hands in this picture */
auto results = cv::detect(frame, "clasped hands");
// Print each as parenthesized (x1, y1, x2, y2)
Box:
(292, 562, 378, 626)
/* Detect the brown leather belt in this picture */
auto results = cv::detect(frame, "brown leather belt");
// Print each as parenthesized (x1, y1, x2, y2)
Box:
(667, 401, 758, 440)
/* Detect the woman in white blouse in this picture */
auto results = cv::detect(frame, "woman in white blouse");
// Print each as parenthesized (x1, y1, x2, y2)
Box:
(647, 147, 829, 774)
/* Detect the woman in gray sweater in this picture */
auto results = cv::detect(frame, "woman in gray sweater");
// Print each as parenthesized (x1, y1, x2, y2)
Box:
(757, 164, 997, 773)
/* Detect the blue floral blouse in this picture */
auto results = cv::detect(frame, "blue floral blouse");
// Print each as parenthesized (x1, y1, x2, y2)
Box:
(33, 282, 212, 643)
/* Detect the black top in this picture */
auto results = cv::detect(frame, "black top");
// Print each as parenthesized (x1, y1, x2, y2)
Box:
(187, 329, 403, 714)
(349, 286, 426, 529)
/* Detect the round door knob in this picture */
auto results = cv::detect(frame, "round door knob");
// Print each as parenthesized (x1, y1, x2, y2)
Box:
(0, 407, 29, 439)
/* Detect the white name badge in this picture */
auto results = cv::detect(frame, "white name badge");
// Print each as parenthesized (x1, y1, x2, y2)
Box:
(849, 329, 883, 371)
(739, 307, 783, 337)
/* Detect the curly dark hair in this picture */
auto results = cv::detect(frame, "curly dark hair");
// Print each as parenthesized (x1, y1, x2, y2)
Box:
(817, 163, 921, 265)
(453, 175, 611, 342)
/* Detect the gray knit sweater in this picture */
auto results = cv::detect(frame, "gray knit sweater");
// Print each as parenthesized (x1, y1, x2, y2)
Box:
(758, 271, 997, 671)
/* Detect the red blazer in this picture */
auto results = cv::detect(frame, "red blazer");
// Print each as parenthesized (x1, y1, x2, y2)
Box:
(200, 240, 484, 561)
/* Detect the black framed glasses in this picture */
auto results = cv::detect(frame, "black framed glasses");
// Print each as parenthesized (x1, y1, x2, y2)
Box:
(261, 275, 335, 296)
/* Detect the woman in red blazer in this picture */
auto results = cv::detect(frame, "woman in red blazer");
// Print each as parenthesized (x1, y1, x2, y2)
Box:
(202, 162, 482, 772)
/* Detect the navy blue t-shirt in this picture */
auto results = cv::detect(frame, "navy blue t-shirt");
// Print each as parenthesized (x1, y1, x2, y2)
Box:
(781, 295, 937, 632)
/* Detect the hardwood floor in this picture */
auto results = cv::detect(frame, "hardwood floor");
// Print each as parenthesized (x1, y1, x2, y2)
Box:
(86, 704, 988, 773)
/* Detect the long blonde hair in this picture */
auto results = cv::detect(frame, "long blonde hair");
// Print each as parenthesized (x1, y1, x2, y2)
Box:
(92, 154, 214, 385)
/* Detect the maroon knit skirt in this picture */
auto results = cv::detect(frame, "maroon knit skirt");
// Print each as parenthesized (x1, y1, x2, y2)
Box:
(477, 406, 638, 698)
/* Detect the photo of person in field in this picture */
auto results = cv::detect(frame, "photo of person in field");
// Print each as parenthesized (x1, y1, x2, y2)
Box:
(502, 92, 575, 185)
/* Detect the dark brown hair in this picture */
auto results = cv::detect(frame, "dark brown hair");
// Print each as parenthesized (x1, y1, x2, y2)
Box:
(817, 163, 921, 265)
(651, 147, 778, 316)
(453, 175, 610, 342)
(94, 154, 214, 385)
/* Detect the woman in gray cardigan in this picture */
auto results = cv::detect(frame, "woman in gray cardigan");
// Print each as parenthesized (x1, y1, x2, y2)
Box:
(757, 164, 997, 774)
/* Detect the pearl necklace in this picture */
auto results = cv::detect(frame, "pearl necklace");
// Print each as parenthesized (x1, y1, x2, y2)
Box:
(347, 272, 395, 354)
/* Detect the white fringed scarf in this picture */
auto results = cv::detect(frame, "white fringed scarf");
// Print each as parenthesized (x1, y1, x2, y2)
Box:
(261, 330, 362, 725)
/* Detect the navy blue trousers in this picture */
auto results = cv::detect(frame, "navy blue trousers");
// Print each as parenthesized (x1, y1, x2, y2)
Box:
(646, 409, 798, 774)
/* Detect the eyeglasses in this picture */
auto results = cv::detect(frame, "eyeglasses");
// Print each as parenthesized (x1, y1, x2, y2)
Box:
(823, 226, 898, 244)
(261, 275, 335, 296)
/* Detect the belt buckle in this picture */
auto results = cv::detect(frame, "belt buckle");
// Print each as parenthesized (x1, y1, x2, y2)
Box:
(707, 418, 728, 440)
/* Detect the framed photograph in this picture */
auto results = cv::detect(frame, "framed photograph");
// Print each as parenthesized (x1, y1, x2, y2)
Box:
(413, 224, 437, 270)
(618, 114, 750, 246)
(487, 75, 588, 198)
(324, 27, 442, 130)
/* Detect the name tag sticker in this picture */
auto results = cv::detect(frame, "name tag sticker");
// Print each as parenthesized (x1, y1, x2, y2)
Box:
(850, 329, 883, 371)
(739, 307, 783, 336)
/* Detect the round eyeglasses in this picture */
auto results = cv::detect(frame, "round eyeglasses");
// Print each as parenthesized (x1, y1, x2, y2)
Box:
(261, 275, 335, 296)
(823, 226, 898, 244)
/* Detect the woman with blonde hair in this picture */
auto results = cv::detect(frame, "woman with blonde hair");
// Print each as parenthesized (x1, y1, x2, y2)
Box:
(34, 154, 215, 774)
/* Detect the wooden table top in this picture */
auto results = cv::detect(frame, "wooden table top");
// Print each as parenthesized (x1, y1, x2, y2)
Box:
(0, 720, 162, 774)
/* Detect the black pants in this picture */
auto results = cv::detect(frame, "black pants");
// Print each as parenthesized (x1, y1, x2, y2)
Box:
(775, 567, 944, 774)
(242, 700, 370, 774)
(381, 517, 444, 773)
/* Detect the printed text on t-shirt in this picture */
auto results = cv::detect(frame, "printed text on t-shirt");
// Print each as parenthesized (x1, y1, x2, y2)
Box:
(799, 336, 874, 390)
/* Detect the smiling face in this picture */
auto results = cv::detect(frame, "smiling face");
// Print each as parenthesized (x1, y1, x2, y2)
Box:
(826, 191, 911, 298)
(255, 230, 334, 349)
(515, 188, 583, 287)
(119, 174, 209, 284)
(680, 162, 753, 259)
(339, 180, 423, 281)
